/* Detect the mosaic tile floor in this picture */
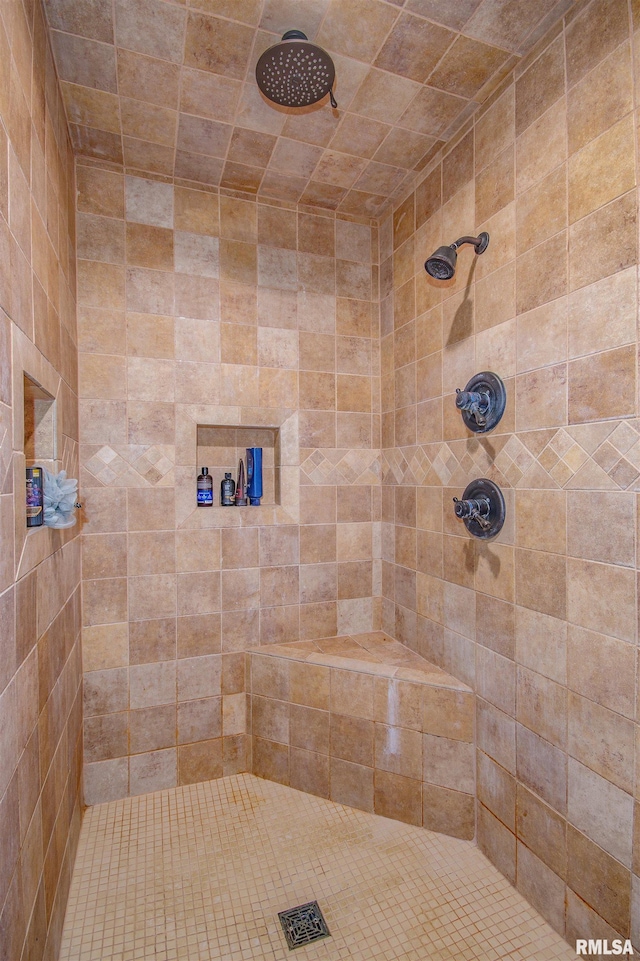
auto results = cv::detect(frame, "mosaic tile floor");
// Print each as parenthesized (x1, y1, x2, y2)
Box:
(60, 773, 576, 961)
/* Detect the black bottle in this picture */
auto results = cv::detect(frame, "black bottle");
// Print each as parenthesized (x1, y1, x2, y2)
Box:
(197, 467, 213, 506)
(221, 472, 235, 506)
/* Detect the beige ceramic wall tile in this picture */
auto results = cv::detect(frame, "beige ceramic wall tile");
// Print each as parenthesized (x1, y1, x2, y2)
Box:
(569, 345, 636, 423)
(516, 841, 566, 935)
(515, 607, 566, 685)
(478, 802, 516, 884)
(515, 99, 567, 195)
(83, 757, 129, 805)
(568, 116, 636, 224)
(516, 490, 566, 553)
(516, 298, 567, 372)
(516, 782, 567, 878)
(331, 712, 374, 766)
(423, 734, 475, 794)
(515, 549, 566, 620)
(568, 757, 634, 868)
(476, 594, 514, 660)
(568, 692, 635, 795)
(567, 823, 631, 935)
(517, 723, 567, 816)
(567, 41, 634, 155)
(568, 267, 636, 359)
(475, 145, 514, 226)
(569, 191, 637, 293)
(567, 624, 635, 719)
(130, 617, 176, 664)
(477, 698, 516, 775)
(477, 646, 515, 716)
(515, 34, 565, 138)
(130, 747, 177, 795)
(566, 557, 636, 643)
(477, 749, 516, 831)
(82, 623, 129, 672)
(517, 666, 567, 750)
(564, 0, 630, 90)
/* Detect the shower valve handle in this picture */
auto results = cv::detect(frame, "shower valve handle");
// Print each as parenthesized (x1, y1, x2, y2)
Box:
(453, 479, 505, 539)
(453, 495, 492, 530)
(456, 388, 489, 427)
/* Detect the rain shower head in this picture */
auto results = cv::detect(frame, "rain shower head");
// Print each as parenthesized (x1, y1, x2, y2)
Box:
(256, 30, 337, 109)
(425, 232, 490, 280)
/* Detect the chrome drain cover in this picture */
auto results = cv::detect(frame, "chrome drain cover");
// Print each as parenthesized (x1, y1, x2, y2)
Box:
(278, 901, 331, 950)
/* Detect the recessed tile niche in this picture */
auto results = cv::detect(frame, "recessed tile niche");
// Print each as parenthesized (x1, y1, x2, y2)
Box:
(13, 324, 75, 581)
(197, 426, 280, 507)
(175, 407, 299, 529)
(24, 373, 56, 467)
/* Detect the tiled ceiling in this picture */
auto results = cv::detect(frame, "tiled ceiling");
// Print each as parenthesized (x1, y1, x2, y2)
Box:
(44, 0, 575, 218)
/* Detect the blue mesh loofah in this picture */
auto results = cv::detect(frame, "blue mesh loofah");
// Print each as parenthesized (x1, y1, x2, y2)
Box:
(41, 467, 78, 529)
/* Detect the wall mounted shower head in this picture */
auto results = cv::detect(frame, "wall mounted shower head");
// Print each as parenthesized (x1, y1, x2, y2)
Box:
(256, 30, 337, 109)
(424, 232, 490, 280)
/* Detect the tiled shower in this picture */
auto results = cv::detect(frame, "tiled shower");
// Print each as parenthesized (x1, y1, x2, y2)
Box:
(2, 0, 640, 957)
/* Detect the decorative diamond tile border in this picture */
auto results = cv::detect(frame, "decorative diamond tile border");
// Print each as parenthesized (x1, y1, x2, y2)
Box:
(79, 423, 640, 492)
(381, 420, 640, 491)
(82, 445, 176, 487)
(300, 449, 381, 486)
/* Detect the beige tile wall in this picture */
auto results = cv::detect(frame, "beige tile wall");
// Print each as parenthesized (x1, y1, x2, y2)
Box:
(0, 1, 81, 960)
(380, 0, 640, 946)
(77, 167, 382, 803)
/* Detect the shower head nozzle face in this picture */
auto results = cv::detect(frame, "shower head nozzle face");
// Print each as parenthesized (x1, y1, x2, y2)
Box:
(425, 246, 457, 280)
(256, 32, 336, 108)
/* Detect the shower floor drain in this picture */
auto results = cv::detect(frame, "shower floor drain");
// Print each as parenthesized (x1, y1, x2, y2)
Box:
(278, 901, 331, 950)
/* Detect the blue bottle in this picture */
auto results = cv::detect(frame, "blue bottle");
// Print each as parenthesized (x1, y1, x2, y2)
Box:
(197, 467, 213, 506)
(246, 448, 263, 506)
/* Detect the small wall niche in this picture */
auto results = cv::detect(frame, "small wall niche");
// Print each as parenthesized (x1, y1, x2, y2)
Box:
(23, 373, 56, 466)
(197, 425, 280, 507)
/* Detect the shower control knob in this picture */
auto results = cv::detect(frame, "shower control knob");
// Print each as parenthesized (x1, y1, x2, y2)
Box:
(455, 371, 506, 433)
(453, 494, 491, 526)
(453, 478, 505, 540)
(456, 388, 490, 428)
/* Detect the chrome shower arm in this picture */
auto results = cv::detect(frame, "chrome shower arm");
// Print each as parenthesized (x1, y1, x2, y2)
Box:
(452, 235, 489, 253)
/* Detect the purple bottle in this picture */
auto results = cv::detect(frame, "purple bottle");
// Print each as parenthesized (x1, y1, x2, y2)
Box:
(26, 467, 43, 527)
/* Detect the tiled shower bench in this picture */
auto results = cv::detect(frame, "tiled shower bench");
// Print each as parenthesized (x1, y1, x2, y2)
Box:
(248, 632, 475, 840)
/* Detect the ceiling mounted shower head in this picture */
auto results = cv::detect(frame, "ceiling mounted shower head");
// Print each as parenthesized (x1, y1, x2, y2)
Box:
(425, 232, 490, 280)
(256, 30, 337, 109)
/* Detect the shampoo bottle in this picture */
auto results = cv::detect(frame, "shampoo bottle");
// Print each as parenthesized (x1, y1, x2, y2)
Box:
(26, 467, 43, 527)
(246, 447, 263, 506)
(220, 472, 235, 506)
(197, 467, 213, 506)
